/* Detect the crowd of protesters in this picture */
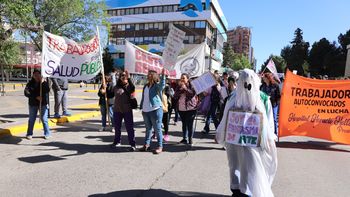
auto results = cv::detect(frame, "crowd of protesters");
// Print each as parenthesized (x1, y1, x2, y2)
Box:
(24, 68, 284, 155)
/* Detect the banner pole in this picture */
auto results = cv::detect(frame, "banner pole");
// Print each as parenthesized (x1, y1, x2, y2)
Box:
(96, 26, 111, 128)
(39, 79, 42, 124)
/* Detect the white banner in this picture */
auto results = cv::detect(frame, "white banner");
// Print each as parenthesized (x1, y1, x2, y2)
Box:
(190, 72, 216, 94)
(125, 40, 206, 79)
(172, 42, 206, 79)
(162, 24, 186, 70)
(41, 31, 102, 81)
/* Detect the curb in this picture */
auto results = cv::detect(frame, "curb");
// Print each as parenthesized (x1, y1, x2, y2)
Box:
(0, 104, 100, 138)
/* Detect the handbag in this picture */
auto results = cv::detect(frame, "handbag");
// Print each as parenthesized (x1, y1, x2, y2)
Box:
(122, 86, 138, 109)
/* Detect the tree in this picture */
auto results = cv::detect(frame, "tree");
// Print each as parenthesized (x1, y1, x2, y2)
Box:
(103, 47, 114, 74)
(338, 29, 350, 55)
(308, 38, 345, 77)
(222, 44, 235, 67)
(17, 0, 108, 51)
(281, 28, 310, 75)
(261, 55, 287, 73)
(230, 53, 252, 71)
(0, 39, 21, 82)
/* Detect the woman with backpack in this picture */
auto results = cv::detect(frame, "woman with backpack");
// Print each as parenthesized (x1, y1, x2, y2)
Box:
(161, 80, 174, 142)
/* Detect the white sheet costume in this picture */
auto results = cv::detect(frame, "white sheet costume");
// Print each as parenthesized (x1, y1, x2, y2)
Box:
(216, 69, 278, 197)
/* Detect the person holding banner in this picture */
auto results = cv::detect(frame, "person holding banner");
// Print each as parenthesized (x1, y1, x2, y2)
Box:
(216, 69, 277, 197)
(139, 69, 166, 154)
(98, 75, 115, 132)
(111, 70, 136, 151)
(24, 69, 51, 139)
(174, 73, 198, 147)
(261, 73, 281, 135)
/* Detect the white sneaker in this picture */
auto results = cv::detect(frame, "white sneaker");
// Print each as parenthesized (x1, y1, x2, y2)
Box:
(111, 127, 115, 133)
(99, 127, 106, 132)
(26, 135, 32, 140)
(44, 136, 51, 140)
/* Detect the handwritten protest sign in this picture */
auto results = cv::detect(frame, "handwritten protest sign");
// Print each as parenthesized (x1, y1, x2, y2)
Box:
(41, 31, 102, 80)
(190, 72, 216, 94)
(162, 24, 186, 70)
(225, 110, 262, 147)
(279, 70, 350, 145)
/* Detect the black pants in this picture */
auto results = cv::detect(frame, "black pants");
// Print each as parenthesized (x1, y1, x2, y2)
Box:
(178, 110, 196, 141)
(162, 112, 169, 135)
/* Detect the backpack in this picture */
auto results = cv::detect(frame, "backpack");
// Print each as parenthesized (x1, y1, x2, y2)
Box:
(162, 92, 169, 112)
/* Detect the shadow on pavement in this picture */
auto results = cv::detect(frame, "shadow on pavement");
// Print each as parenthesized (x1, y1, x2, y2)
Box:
(277, 141, 350, 153)
(18, 154, 66, 163)
(89, 189, 229, 197)
(0, 135, 23, 144)
(0, 114, 28, 118)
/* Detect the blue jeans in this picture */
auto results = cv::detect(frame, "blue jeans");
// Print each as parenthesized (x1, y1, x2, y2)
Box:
(273, 106, 279, 135)
(100, 105, 114, 127)
(27, 105, 51, 137)
(142, 108, 163, 148)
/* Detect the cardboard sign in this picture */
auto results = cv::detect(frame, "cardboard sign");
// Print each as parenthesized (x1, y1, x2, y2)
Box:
(225, 110, 262, 147)
(162, 24, 186, 70)
(190, 72, 216, 94)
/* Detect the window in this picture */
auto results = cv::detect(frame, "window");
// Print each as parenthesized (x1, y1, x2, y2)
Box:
(148, 7, 153, 13)
(139, 23, 144, 30)
(135, 24, 139, 30)
(119, 53, 125, 58)
(125, 9, 130, 15)
(195, 21, 206, 28)
(145, 23, 149, 30)
(159, 23, 164, 30)
(164, 6, 168, 12)
(154, 23, 159, 29)
(174, 5, 179, 11)
(138, 8, 143, 14)
(184, 36, 189, 44)
(135, 8, 139, 14)
(120, 9, 125, 15)
(185, 21, 190, 27)
(149, 23, 154, 29)
(143, 7, 149, 14)
(130, 8, 134, 15)
(117, 10, 121, 16)
(188, 36, 194, 44)
(158, 6, 163, 13)
(167, 5, 173, 12)
(117, 38, 125, 45)
(189, 21, 195, 28)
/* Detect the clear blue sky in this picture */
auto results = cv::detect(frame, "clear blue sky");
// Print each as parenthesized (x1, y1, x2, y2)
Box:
(219, 0, 350, 70)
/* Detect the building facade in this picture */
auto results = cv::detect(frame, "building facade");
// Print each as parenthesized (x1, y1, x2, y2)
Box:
(106, 0, 228, 71)
(226, 26, 254, 63)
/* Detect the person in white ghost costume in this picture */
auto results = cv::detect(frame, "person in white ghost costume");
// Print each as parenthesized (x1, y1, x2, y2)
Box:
(216, 69, 278, 197)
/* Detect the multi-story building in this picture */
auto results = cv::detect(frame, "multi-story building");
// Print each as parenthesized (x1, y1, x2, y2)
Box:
(226, 26, 254, 63)
(106, 0, 228, 71)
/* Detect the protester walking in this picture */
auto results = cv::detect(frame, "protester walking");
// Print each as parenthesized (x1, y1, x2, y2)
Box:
(169, 79, 180, 125)
(98, 75, 115, 132)
(202, 75, 221, 134)
(111, 70, 136, 151)
(261, 72, 281, 135)
(24, 70, 51, 139)
(139, 69, 166, 154)
(174, 73, 198, 146)
(51, 78, 71, 118)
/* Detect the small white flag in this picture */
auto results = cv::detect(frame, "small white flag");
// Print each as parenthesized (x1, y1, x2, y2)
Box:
(266, 59, 281, 83)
